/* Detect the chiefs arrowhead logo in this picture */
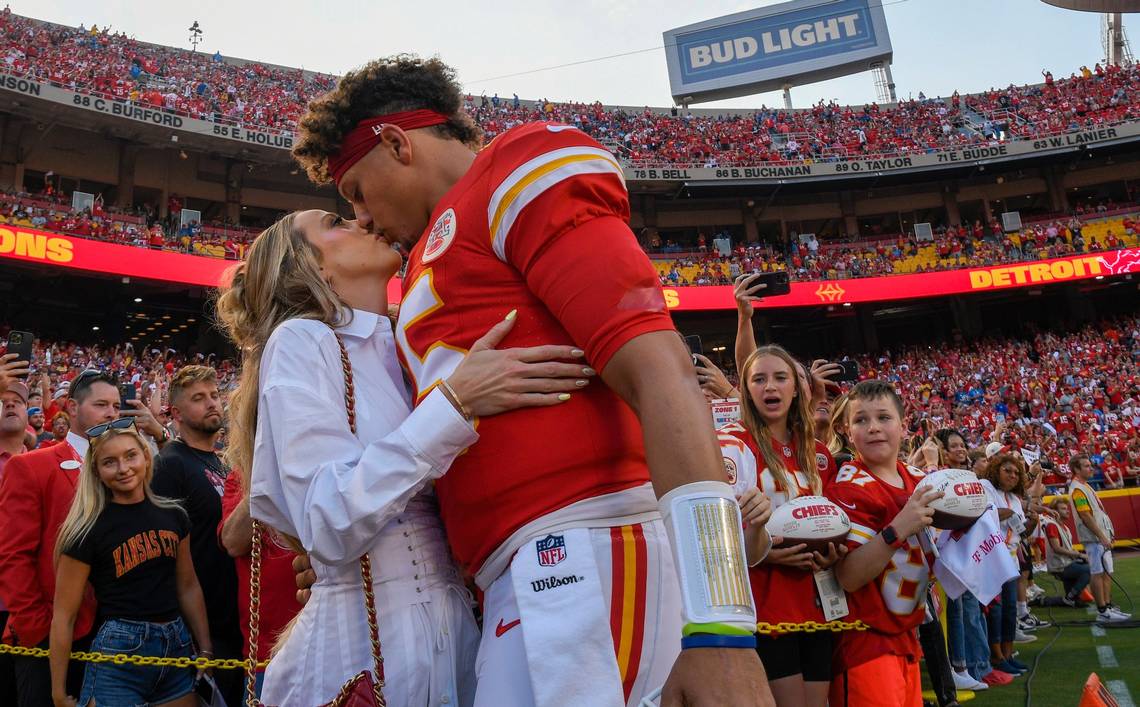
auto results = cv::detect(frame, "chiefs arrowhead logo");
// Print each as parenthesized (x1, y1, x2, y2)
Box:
(422, 208, 457, 264)
(815, 283, 846, 303)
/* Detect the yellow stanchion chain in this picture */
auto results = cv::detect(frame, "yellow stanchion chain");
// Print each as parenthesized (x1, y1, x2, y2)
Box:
(0, 643, 267, 670)
(755, 619, 869, 634)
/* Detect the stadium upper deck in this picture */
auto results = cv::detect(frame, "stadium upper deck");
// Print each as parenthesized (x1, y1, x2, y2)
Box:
(0, 8, 1136, 173)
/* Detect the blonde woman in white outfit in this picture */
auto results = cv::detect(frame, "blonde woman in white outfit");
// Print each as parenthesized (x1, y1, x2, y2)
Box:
(216, 210, 594, 706)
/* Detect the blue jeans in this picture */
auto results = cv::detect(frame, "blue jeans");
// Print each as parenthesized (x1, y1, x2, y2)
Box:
(79, 617, 195, 706)
(986, 579, 1019, 646)
(946, 596, 966, 669)
(958, 593, 993, 680)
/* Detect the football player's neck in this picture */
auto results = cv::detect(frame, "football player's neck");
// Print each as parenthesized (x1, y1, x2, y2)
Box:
(423, 139, 478, 210)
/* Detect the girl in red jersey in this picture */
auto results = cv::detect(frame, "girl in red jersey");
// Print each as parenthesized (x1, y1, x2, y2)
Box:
(825, 380, 942, 707)
(719, 345, 842, 707)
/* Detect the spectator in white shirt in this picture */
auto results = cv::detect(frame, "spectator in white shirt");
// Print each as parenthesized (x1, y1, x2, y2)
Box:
(215, 210, 592, 707)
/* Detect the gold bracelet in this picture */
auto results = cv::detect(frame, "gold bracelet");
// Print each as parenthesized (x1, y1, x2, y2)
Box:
(439, 379, 472, 421)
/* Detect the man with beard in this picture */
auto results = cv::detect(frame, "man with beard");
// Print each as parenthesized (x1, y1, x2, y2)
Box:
(152, 365, 241, 705)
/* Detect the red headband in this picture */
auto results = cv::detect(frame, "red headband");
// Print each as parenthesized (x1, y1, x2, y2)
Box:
(327, 109, 450, 186)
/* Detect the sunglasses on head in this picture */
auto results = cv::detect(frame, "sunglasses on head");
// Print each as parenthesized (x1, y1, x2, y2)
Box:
(85, 417, 135, 438)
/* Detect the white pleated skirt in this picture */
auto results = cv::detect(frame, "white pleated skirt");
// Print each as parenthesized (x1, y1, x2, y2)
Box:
(261, 577, 480, 707)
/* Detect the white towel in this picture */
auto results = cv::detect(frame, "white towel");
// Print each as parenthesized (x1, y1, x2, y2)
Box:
(933, 507, 1018, 605)
(510, 528, 625, 707)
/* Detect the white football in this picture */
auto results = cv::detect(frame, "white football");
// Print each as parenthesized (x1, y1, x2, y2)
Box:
(916, 469, 990, 530)
(769, 495, 851, 554)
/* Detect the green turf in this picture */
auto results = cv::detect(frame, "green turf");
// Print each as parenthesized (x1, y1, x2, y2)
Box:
(925, 552, 1140, 706)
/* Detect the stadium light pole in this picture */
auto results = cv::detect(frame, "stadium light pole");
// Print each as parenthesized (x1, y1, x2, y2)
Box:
(188, 21, 203, 52)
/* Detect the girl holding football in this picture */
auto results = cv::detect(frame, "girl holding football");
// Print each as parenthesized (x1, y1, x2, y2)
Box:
(718, 345, 841, 707)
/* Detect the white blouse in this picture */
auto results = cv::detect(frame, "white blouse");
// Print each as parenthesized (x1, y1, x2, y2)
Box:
(249, 308, 478, 567)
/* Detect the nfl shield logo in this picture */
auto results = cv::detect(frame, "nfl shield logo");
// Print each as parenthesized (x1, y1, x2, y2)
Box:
(536, 534, 567, 567)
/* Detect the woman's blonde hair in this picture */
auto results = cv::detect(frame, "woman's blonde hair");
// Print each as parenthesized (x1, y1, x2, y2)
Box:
(824, 392, 850, 458)
(55, 427, 182, 562)
(738, 345, 820, 496)
(214, 213, 349, 495)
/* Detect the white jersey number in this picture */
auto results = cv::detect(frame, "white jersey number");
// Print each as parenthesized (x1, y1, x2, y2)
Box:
(395, 269, 466, 400)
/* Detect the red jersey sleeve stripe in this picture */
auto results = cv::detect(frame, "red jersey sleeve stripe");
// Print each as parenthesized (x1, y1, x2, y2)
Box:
(487, 145, 624, 262)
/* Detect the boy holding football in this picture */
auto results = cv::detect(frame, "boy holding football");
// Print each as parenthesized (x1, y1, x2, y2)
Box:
(825, 381, 942, 707)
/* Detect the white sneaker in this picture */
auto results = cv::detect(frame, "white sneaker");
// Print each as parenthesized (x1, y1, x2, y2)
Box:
(1031, 564, 1048, 576)
(1104, 605, 1132, 621)
(1019, 613, 1051, 630)
(1014, 629, 1038, 643)
(1027, 583, 1046, 600)
(953, 670, 988, 691)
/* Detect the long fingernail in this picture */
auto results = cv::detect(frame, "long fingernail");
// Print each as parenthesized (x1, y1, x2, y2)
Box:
(571, 349, 585, 357)
(582, 367, 596, 376)
(575, 379, 588, 387)
(558, 393, 572, 401)
(505, 309, 517, 321)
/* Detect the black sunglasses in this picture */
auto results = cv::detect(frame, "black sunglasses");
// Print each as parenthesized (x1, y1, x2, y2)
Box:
(85, 417, 135, 438)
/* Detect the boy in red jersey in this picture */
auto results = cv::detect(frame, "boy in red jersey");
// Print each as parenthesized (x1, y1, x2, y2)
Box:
(290, 57, 770, 707)
(825, 380, 942, 707)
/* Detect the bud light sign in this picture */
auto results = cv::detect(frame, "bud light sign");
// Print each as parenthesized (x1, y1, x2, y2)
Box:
(663, 0, 893, 104)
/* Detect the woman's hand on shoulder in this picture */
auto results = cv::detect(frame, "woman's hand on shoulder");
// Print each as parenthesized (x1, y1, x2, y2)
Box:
(445, 311, 596, 417)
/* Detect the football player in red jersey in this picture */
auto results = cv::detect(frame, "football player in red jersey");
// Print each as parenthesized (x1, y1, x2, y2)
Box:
(824, 381, 942, 707)
(718, 346, 841, 707)
(290, 57, 771, 707)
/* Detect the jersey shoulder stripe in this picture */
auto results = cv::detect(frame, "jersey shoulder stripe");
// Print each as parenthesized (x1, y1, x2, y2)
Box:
(486, 127, 625, 262)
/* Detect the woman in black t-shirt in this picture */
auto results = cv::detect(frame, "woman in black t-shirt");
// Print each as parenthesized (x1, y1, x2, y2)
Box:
(49, 424, 212, 707)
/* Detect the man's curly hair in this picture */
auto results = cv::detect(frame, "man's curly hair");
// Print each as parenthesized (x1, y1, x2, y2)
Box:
(292, 55, 482, 185)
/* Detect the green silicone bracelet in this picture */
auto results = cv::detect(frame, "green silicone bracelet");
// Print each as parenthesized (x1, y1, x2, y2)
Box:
(682, 622, 755, 637)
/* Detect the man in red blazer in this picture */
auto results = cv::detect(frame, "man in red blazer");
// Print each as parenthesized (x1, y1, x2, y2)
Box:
(0, 369, 118, 705)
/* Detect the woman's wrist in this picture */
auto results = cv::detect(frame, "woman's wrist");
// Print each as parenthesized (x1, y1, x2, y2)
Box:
(438, 378, 472, 421)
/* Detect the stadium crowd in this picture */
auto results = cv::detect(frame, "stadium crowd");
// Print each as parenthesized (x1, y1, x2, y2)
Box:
(0, 187, 258, 259)
(0, 300, 1134, 705)
(0, 10, 1136, 167)
(655, 207, 1138, 285)
(0, 40, 1136, 706)
(0, 10, 336, 134)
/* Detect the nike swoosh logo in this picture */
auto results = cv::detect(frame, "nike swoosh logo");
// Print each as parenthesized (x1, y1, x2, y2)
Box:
(837, 500, 856, 510)
(495, 618, 521, 637)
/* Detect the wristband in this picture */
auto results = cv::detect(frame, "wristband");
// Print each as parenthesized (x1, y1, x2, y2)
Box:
(682, 622, 755, 637)
(681, 634, 757, 650)
(659, 481, 756, 634)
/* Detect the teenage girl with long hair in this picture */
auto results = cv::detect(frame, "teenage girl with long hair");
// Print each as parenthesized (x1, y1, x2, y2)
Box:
(718, 344, 844, 707)
(50, 424, 209, 707)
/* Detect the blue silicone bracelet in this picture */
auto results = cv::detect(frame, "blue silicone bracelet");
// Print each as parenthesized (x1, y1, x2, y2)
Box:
(681, 633, 758, 650)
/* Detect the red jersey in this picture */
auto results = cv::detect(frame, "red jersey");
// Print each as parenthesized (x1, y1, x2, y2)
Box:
(825, 460, 932, 671)
(395, 123, 673, 575)
(717, 423, 835, 627)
